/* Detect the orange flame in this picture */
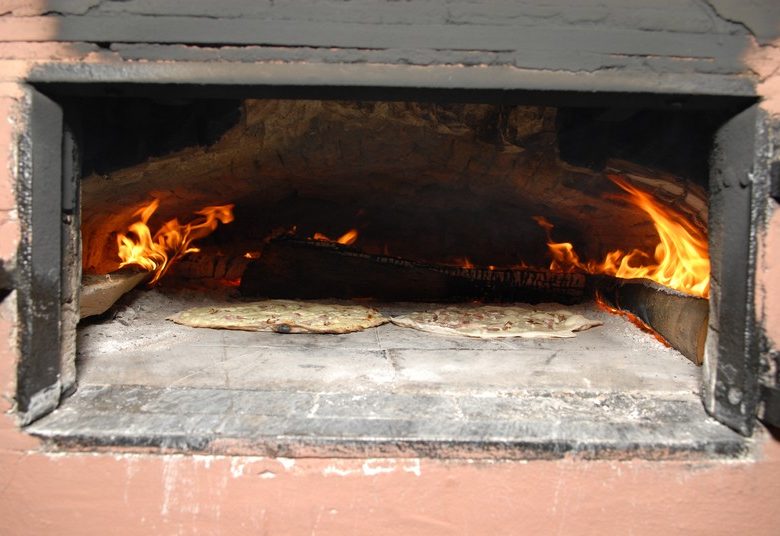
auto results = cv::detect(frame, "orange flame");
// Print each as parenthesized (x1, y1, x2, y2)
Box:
(337, 229, 359, 245)
(535, 175, 709, 298)
(117, 199, 235, 284)
(312, 229, 359, 246)
(448, 257, 475, 269)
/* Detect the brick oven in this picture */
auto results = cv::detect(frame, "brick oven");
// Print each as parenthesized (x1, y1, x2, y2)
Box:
(1, 2, 780, 534)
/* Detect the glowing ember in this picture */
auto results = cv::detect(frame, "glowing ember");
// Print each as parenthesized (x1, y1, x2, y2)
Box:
(534, 175, 710, 298)
(337, 229, 359, 245)
(117, 199, 234, 284)
(450, 257, 475, 269)
(312, 229, 359, 245)
(460, 257, 475, 269)
(595, 292, 670, 347)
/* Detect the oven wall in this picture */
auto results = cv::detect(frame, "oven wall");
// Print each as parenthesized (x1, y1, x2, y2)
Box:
(1, 2, 780, 534)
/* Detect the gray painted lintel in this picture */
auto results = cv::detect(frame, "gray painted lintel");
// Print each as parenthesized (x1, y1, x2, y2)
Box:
(27, 60, 757, 99)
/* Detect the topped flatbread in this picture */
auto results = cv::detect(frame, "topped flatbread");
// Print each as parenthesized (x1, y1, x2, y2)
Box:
(169, 299, 387, 334)
(391, 304, 601, 339)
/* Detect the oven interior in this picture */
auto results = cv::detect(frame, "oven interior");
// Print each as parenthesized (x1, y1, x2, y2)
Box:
(25, 90, 752, 457)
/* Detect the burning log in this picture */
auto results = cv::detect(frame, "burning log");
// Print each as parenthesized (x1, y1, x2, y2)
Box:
(80, 270, 150, 319)
(598, 279, 708, 365)
(80, 199, 237, 320)
(115, 200, 235, 284)
(240, 238, 605, 304)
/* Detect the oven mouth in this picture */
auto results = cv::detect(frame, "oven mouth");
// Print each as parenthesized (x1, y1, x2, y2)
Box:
(20, 85, 757, 459)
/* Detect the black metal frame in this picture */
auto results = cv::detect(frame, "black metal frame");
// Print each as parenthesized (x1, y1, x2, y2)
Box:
(14, 90, 64, 423)
(704, 105, 769, 435)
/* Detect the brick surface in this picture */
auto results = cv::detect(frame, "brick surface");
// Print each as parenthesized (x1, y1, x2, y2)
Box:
(0, 215, 18, 262)
(0, 291, 36, 450)
(759, 209, 780, 347)
(0, 95, 19, 265)
(0, 41, 99, 60)
(747, 38, 780, 348)
(0, 1, 48, 17)
(747, 37, 780, 117)
(0, 96, 15, 211)
(0, 291, 16, 415)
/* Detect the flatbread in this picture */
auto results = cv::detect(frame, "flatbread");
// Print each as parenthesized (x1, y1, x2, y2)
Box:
(391, 304, 601, 339)
(169, 299, 387, 334)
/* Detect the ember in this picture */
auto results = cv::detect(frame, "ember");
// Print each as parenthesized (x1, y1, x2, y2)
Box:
(452, 257, 475, 269)
(311, 228, 359, 246)
(594, 291, 670, 347)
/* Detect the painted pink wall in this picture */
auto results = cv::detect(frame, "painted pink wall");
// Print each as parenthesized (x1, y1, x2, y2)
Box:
(749, 38, 780, 349)
(0, 30, 779, 536)
(1, 444, 780, 535)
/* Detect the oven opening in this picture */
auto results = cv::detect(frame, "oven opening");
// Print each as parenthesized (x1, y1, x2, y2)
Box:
(28, 92, 751, 458)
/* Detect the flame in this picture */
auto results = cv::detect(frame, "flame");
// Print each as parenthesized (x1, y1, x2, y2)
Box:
(535, 175, 709, 298)
(117, 199, 234, 284)
(311, 229, 359, 246)
(337, 229, 359, 245)
(449, 257, 475, 269)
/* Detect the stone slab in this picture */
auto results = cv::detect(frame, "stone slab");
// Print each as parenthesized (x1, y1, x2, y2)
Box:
(39, 288, 731, 458)
(28, 384, 748, 460)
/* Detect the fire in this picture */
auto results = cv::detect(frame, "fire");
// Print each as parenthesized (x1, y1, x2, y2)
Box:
(117, 199, 235, 284)
(337, 229, 359, 245)
(459, 257, 475, 269)
(535, 174, 710, 298)
(448, 257, 475, 269)
(312, 229, 359, 246)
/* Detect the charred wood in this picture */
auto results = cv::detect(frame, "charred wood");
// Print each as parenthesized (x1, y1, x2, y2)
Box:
(240, 238, 602, 304)
(80, 270, 150, 319)
(599, 279, 708, 365)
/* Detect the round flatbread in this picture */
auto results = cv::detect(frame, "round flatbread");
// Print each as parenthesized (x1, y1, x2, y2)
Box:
(391, 304, 601, 339)
(169, 299, 387, 334)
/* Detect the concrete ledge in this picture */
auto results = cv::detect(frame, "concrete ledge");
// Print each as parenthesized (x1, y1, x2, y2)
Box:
(27, 384, 749, 460)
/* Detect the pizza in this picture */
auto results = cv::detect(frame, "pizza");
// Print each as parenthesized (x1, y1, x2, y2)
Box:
(390, 304, 601, 339)
(169, 299, 387, 334)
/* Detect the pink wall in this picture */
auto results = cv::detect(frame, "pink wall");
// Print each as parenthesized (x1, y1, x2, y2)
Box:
(751, 38, 780, 348)
(0, 22, 779, 536)
(1, 444, 780, 535)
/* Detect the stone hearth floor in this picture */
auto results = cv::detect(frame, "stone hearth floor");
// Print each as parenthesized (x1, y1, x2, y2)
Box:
(27, 287, 747, 459)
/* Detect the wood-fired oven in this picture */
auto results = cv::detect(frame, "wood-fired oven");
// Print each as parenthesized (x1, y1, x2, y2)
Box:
(4, 1, 778, 460)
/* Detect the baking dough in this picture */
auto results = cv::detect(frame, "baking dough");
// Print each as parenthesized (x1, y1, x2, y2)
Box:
(391, 304, 601, 339)
(169, 299, 387, 334)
